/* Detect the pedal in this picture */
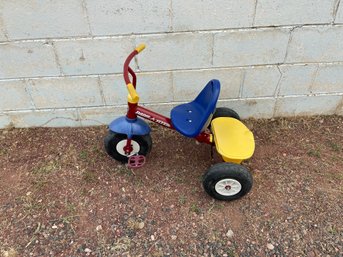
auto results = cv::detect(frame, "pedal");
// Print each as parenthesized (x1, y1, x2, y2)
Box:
(127, 155, 146, 169)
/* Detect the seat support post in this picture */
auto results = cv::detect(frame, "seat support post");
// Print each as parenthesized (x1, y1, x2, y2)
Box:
(195, 131, 212, 144)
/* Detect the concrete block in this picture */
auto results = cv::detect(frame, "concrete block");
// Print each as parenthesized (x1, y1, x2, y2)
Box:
(242, 66, 281, 97)
(54, 37, 134, 76)
(135, 33, 212, 71)
(286, 26, 343, 63)
(8, 109, 80, 128)
(172, 0, 255, 31)
(0, 18, 7, 41)
(275, 95, 342, 116)
(0, 114, 11, 129)
(0, 16, 7, 42)
(218, 98, 276, 119)
(0, 32, 6, 42)
(213, 28, 290, 67)
(29, 77, 103, 109)
(255, 0, 334, 26)
(172, 68, 243, 101)
(0, 42, 60, 79)
(336, 1, 343, 23)
(336, 97, 343, 115)
(140, 103, 177, 117)
(1, 0, 90, 40)
(79, 106, 127, 126)
(100, 71, 173, 105)
(85, 0, 170, 35)
(0, 80, 33, 111)
(0, 31, 6, 42)
(278, 64, 318, 96)
(312, 64, 343, 94)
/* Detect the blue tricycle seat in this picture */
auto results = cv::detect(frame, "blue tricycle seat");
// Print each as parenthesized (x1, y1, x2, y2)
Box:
(171, 80, 220, 137)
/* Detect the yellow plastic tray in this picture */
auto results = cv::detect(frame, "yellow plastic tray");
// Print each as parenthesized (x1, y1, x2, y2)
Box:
(211, 117, 255, 163)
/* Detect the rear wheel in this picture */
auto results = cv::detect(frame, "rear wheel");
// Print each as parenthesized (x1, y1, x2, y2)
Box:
(104, 132, 152, 163)
(209, 107, 240, 130)
(203, 163, 253, 201)
(213, 107, 240, 120)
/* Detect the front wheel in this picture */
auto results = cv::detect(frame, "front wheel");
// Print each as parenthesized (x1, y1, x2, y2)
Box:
(203, 163, 253, 201)
(104, 132, 152, 163)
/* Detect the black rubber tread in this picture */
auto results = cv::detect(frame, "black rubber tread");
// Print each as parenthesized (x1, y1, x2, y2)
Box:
(212, 107, 241, 121)
(104, 132, 152, 163)
(203, 162, 253, 201)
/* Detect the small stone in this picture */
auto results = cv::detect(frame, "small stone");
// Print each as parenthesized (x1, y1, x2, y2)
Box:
(2, 248, 18, 257)
(84, 248, 92, 253)
(151, 235, 155, 241)
(138, 222, 145, 229)
(96, 225, 102, 231)
(26, 192, 32, 196)
(267, 243, 274, 250)
(171, 235, 177, 240)
(226, 229, 234, 238)
(52, 224, 58, 229)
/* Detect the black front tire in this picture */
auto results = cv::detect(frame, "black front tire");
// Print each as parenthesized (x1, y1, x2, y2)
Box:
(203, 163, 253, 201)
(104, 132, 152, 163)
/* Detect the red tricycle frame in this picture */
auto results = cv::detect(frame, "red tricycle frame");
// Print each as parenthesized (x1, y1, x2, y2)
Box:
(123, 47, 212, 145)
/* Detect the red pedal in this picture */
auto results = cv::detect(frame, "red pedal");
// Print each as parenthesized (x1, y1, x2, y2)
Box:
(127, 155, 146, 168)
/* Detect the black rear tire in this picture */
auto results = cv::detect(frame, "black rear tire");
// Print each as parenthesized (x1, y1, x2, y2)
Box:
(208, 107, 240, 130)
(213, 107, 240, 121)
(104, 132, 152, 163)
(203, 163, 253, 201)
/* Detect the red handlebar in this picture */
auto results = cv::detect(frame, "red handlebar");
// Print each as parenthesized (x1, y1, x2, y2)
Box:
(123, 50, 138, 86)
(123, 44, 146, 87)
(123, 44, 145, 103)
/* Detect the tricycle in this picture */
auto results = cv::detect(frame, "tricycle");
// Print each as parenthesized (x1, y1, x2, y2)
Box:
(104, 44, 255, 201)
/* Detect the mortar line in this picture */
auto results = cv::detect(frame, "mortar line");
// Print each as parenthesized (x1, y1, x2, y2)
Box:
(273, 65, 284, 97)
(3, 92, 343, 115)
(272, 65, 284, 117)
(50, 41, 64, 75)
(75, 108, 82, 125)
(308, 64, 320, 93)
(283, 26, 299, 63)
(272, 100, 279, 117)
(336, 95, 343, 114)
(2, 24, 343, 45)
(252, 0, 258, 27)
(96, 76, 107, 105)
(25, 79, 37, 109)
(169, 0, 174, 31)
(2, 61, 343, 82)
(238, 69, 247, 98)
(333, 0, 342, 23)
(210, 33, 215, 66)
(81, 0, 93, 36)
(171, 70, 176, 102)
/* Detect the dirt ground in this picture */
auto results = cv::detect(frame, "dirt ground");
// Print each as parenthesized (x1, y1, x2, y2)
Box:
(0, 115, 342, 257)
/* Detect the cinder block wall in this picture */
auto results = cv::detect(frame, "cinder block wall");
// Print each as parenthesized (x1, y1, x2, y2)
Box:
(1, 0, 343, 128)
